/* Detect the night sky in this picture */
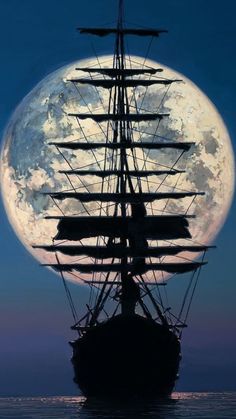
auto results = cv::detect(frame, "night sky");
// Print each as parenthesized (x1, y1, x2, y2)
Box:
(0, 0, 235, 396)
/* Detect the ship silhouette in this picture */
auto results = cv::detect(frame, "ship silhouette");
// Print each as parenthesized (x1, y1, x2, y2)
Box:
(34, 0, 214, 398)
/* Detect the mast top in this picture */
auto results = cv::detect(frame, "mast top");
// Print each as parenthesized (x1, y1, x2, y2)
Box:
(118, 0, 124, 28)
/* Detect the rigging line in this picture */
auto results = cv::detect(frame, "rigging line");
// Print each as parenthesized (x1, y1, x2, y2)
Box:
(105, 63, 120, 202)
(68, 203, 116, 216)
(59, 130, 108, 142)
(94, 40, 118, 285)
(51, 196, 65, 216)
(55, 252, 79, 326)
(157, 261, 169, 314)
(162, 278, 172, 325)
(150, 269, 165, 312)
(54, 175, 194, 194)
(124, 57, 158, 70)
(131, 79, 163, 298)
(57, 176, 117, 191)
(90, 42, 116, 142)
(90, 271, 119, 325)
(88, 280, 94, 311)
(64, 171, 78, 194)
(132, 127, 183, 141)
(76, 310, 90, 327)
(72, 85, 110, 153)
(154, 308, 186, 329)
(52, 174, 107, 282)
(90, 42, 112, 109)
(55, 143, 109, 219)
(69, 272, 101, 293)
(183, 236, 211, 246)
(92, 49, 122, 286)
(103, 73, 116, 193)
(185, 194, 197, 215)
(158, 170, 186, 266)
(124, 35, 153, 118)
(54, 146, 91, 215)
(125, 152, 179, 170)
(130, 70, 159, 221)
(139, 179, 190, 190)
(90, 36, 120, 277)
(106, 87, 119, 203)
(51, 239, 68, 246)
(126, 52, 146, 192)
(75, 119, 108, 189)
(160, 172, 183, 216)
(183, 251, 206, 327)
(156, 84, 171, 112)
(67, 272, 105, 314)
(102, 307, 110, 319)
(130, 37, 154, 117)
(124, 19, 161, 30)
(64, 177, 116, 192)
(80, 58, 114, 68)
(71, 158, 105, 170)
(163, 236, 208, 248)
(177, 269, 197, 323)
(130, 118, 162, 182)
(160, 253, 199, 263)
(136, 120, 162, 203)
(137, 272, 165, 311)
(131, 83, 171, 171)
(161, 238, 204, 249)
(129, 99, 172, 114)
(139, 274, 168, 324)
(154, 151, 185, 194)
(111, 301, 121, 317)
(121, 53, 143, 193)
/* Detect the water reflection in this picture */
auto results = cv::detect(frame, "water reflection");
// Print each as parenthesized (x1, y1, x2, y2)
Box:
(1, 393, 235, 418)
(79, 397, 178, 418)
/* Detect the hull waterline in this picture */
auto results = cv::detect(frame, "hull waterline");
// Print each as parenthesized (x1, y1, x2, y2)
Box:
(70, 315, 181, 398)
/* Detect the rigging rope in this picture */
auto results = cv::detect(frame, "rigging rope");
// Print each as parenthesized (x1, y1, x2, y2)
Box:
(55, 252, 79, 325)
(183, 251, 206, 324)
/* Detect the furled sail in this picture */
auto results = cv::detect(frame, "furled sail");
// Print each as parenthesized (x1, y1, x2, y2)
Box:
(75, 68, 164, 76)
(58, 169, 185, 177)
(78, 28, 168, 37)
(50, 141, 194, 151)
(68, 78, 182, 88)
(42, 261, 207, 274)
(46, 215, 193, 241)
(34, 245, 214, 259)
(67, 113, 169, 121)
(43, 191, 205, 203)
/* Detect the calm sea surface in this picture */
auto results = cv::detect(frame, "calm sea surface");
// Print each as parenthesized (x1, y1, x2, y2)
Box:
(0, 393, 235, 419)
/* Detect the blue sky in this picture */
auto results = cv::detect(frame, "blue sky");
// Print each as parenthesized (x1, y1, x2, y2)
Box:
(0, 0, 235, 395)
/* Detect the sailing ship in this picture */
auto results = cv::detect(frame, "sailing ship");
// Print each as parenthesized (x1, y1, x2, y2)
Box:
(34, 0, 214, 398)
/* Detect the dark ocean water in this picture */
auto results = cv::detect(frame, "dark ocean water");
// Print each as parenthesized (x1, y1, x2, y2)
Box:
(0, 392, 235, 419)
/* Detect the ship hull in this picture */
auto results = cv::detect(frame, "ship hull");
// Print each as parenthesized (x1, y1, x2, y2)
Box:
(70, 314, 181, 398)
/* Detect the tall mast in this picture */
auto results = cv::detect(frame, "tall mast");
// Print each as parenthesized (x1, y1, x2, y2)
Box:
(117, 0, 128, 314)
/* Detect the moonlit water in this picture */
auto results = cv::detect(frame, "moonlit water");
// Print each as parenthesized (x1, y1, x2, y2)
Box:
(0, 393, 236, 418)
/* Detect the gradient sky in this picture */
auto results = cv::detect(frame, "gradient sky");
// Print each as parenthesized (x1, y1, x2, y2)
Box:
(0, 0, 235, 396)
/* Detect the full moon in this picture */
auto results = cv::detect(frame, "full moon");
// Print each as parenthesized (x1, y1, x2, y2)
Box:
(1, 55, 235, 283)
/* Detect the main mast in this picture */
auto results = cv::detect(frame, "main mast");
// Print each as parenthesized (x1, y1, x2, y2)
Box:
(116, 0, 132, 315)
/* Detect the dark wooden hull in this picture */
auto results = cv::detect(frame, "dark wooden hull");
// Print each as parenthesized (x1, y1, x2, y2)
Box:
(70, 314, 181, 398)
